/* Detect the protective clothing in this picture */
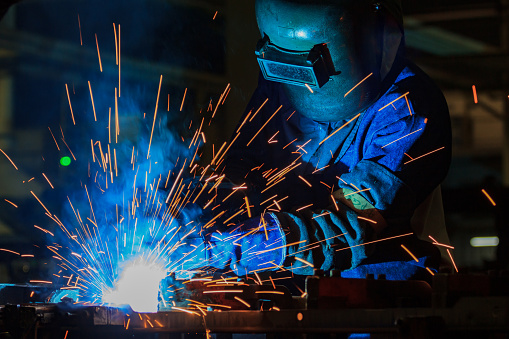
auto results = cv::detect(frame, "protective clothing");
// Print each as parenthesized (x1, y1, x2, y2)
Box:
(219, 56, 451, 280)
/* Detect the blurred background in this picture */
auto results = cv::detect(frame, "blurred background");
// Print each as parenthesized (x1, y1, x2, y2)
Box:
(0, 0, 507, 283)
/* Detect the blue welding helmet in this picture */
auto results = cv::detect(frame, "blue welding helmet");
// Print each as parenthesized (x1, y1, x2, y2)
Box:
(255, 0, 403, 122)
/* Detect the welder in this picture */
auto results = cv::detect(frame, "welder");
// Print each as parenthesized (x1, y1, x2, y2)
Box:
(174, 0, 452, 282)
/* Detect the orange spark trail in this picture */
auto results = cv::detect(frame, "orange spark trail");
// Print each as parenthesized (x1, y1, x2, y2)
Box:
(294, 257, 313, 267)
(344, 72, 372, 97)
(0, 148, 18, 170)
(65, 84, 76, 125)
(249, 98, 269, 122)
(77, 15, 82, 46)
(95, 34, 103, 72)
(48, 127, 60, 150)
(31, 191, 51, 215)
(245, 196, 252, 218)
(4, 199, 17, 208)
(447, 248, 459, 272)
(88, 81, 97, 121)
(0, 248, 19, 255)
(213, 11, 218, 20)
(247, 105, 283, 146)
(403, 147, 445, 165)
(180, 88, 187, 112)
(319, 113, 360, 145)
(482, 189, 496, 206)
(296, 203, 313, 212)
(357, 216, 377, 224)
(425, 267, 435, 276)
(147, 75, 163, 159)
(344, 188, 371, 197)
(404, 95, 413, 115)
(304, 84, 314, 93)
(472, 85, 478, 104)
(113, 23, 118, 65)
(428, 235, 454, 249)
(401, 244, 419, 262)
(298, 175, 312, 187)
(381, 128, 422, 149)
(378, 92, 410, 111)
(60, 138, 76, 161)
(336, 232, 413, 252)
(42, 173, 54, 189)
(118, 24, 121, 96)
(234, 296, 250, 308)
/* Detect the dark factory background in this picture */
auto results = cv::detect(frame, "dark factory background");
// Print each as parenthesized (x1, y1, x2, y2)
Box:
(0, 0, 507, 284)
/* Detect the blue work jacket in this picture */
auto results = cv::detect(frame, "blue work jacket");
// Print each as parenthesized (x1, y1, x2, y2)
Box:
(219, 59, 452, 281)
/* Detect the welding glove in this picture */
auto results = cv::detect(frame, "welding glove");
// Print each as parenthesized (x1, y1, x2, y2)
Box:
(169, 213, 286, 276)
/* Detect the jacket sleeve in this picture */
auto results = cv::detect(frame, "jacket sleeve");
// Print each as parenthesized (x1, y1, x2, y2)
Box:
(275, 102, 451, 275)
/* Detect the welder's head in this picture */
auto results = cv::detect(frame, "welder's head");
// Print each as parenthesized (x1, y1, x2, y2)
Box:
(255, 0, 403, 122)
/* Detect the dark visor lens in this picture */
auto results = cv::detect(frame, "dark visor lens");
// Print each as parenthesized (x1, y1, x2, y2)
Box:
(255, 35, 336, 89)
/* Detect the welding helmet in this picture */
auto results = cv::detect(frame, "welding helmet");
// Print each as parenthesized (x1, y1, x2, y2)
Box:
(255, 0, 403, 122)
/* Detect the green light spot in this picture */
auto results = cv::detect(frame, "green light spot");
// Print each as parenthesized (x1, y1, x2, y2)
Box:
(60, 156, 71, 166)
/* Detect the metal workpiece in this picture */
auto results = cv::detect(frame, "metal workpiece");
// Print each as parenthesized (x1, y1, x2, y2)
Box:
(0, 273, 509, 338)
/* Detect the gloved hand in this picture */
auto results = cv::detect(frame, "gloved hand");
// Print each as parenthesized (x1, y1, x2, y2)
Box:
(168, 213, 286, 276)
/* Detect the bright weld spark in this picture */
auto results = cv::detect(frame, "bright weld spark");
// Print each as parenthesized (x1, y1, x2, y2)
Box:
(203, 290, 243, 294)
(428, 235, 454, 249)
(213, 11, 218, 20)
(482, 189, 496, 206)
(77, 14, 82, 45)
(113, 23, 118, 65)
(172, 307, 200, 316)
(234, 296, 250, 308)
(95, 34, 103, 72)
(245, 196, 252, 218)
(0, 148, 18, 170)
(48, 127, 60, 151)
(296, 203, 313, 211)
(0, 248, 20, 255)
(294, 257, 313, 268)
(357, 216, 377, 224)
(319, 113, 360, 145)
(425, 267, 435, 276)
(88, 81, 97, 121)
(29, 280, 52, 284)
(255, 291, 285, 295)
(403, 147, 445, 165)
(4, 199, 18, 208)
(400, 244, 419, 262)
(336, 232, 413, 252)
(344, 188, 371, 197)
(118, 24, 121, 96)
(249, 98, 269, 122)
(147, 75, 163, 159)
(447, 248, 459, 272)
(30, 191, 51, 215)
(381, 128, 422, 149)
(42, 173, 54, 189)
(344, 72, 372, 97)
(247, 105, 283, 146)
(256, 240, 307, 254)
(312, 211, 330, 219)
(378, 92, 410, 111)
(64, 84, 76, 125)
(472, 85, 478, 103)
(298, 175, 312, 187)
(180, 88, 187, 112)
(404, 95, 413, 115)
(304, 84, 314, 93)
(331, 195, 339, 211)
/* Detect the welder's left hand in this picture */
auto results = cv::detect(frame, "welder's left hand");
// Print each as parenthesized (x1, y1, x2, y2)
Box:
(168, 213, 286, 276)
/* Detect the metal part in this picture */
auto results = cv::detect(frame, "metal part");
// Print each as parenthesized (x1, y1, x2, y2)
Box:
(0, 273, 508, 338)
